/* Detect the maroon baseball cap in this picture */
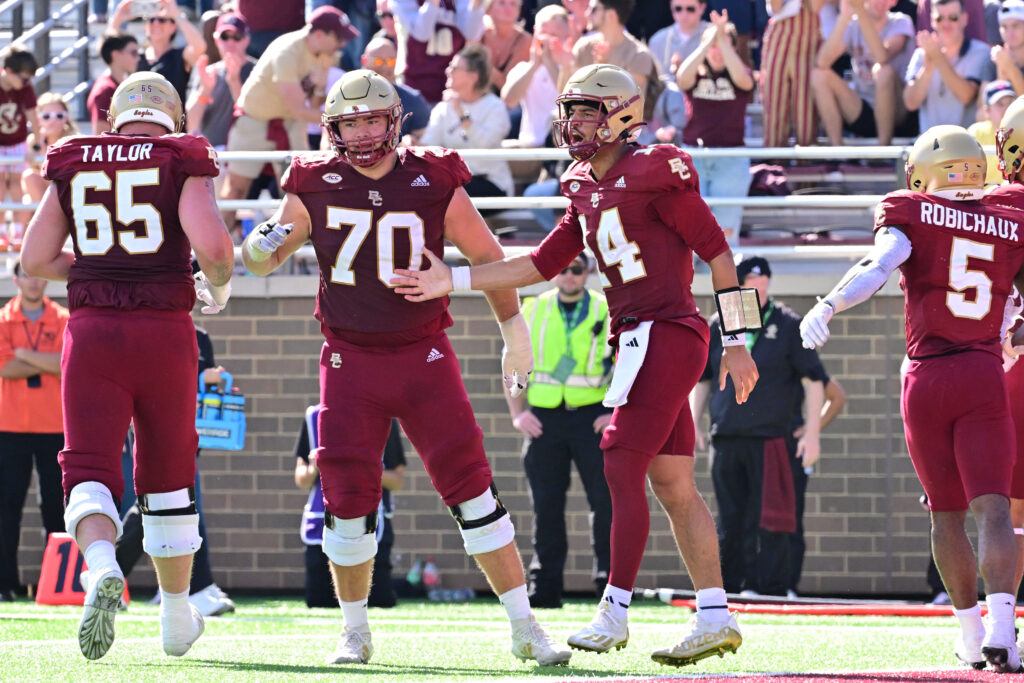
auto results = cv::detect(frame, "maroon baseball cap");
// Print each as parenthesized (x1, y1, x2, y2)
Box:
(214, 12, 249, 37)
(309, 6, 359, 41)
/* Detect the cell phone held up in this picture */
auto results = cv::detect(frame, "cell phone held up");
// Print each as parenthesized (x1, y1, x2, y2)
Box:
(131, 0, 161, 18)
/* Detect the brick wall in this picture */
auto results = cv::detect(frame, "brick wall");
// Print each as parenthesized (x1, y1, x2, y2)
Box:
(8, 272, 937, 598)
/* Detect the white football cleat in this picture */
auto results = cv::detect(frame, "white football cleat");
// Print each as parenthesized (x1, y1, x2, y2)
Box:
(954, 632, 985, 670)
(567, 601, 629, 653)
(77, 567, 125, 660)
(651, 613, 742, 667)
(983, 624, 1023, 673)
(190, 583, 236, 617)
(510, 615, 571, 666)
(162, 604, 205, 656)
(327, 624, 373, 664)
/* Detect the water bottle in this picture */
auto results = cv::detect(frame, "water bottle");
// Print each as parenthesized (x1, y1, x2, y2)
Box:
(201, 391, 222, 419)
(222, 387, 245, 421)
(407, 559, 423, 586)
(422, 557, 440, 589)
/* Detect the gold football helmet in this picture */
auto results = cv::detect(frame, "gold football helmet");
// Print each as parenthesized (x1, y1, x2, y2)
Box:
(107, 71, 183, 134)
(552, 64, 644, 161)
(905, 124, 986, 194)
(996, 96, 1024, 181)
(323, 69, 405, 167)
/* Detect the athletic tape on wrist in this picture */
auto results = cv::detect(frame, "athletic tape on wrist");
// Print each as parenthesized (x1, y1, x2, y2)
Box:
(451, 266, 472, 292)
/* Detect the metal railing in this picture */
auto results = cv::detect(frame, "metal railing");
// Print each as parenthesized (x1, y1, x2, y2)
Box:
(0, 144, 915, 212)
(2, 0, 91, 118)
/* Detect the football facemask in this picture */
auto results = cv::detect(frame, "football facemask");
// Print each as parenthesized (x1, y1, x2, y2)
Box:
(551, 64, 644, 162)
(322, 69, 405, 168)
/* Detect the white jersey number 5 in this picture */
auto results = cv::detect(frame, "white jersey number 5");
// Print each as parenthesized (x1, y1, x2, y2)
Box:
(70, 169, 164, 255)
(946, 237, 994, 320)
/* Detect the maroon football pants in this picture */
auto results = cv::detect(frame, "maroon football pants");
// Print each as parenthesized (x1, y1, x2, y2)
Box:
(59, 308, 199, 503)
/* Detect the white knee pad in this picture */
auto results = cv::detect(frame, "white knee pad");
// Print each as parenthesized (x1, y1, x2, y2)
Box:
(140, 488, 202, 558)
(450, 485, 515, 556)
(65, 481, 124, 542)
(321, 511, 378, 567)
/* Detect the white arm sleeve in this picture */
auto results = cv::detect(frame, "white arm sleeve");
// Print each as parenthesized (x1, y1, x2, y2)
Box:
(455, 0, 486, 40)
(824, 227, 912, 313)
(393, 0, 438, 42)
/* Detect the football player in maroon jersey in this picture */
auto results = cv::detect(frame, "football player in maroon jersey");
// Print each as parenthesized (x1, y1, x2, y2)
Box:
(19, 72, 234, 661)
(393, 64, 760, 668)
(802, 125, 1024, 673)
(240, 69, 569, 668)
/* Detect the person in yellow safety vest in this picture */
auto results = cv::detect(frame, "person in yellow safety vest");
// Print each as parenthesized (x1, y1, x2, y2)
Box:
(505, 252, 614, 609)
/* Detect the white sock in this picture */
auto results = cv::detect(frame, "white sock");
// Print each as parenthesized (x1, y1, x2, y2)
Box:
(601, 584, 632, 621)
(499, 585, 532, 623)
(696, 587, 731, 624)
(82, 540, 118, 576)
(160, 588, 193, 633)
(341, 599, 369, 630)
(953, 603, 984, 641)
(986, 593, 1017, 636)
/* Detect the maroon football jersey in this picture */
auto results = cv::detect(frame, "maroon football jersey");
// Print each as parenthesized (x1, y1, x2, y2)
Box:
(281, 146, 471, 346)
(531, 144, 729, 343)
(874, 189, 1024, 359)
(0, 83, 37, 146)
(401, 0, 466, 103)
(43, 132, 220, 311)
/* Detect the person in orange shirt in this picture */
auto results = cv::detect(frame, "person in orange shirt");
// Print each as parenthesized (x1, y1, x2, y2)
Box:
(0, 258, 69, 602)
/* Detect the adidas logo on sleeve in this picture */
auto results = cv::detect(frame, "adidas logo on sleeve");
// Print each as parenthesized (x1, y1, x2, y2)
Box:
(426, 348, 445, 363)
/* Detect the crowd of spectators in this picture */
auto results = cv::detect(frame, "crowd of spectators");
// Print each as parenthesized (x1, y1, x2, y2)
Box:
(3, 0, 1022, 245)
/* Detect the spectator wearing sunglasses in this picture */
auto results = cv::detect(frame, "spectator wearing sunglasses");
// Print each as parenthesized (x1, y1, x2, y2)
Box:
(185, 12, 257, 152)
(107, 0, 207, 105)
(21, 93, 79, 206)
(505, 252, 613, 608)
(903, 0, 994, 130)
(649, 0, 710, 78)
(360, 36, 431, 143)
(88, 32, 140, 134)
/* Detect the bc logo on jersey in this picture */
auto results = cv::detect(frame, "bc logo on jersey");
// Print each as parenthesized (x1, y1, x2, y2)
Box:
(669, 158, 690, 181)
(369, 190, 383, 206)
(330, 353, 343, 368)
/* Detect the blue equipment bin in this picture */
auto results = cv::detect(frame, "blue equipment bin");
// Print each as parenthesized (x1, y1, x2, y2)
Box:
(196, 371, 246, 451)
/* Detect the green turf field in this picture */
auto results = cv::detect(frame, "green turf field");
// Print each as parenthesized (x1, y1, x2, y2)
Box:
(0, 596, 960, 681)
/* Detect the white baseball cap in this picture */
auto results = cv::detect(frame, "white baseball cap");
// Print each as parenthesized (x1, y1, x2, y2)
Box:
(1000, 0, 1024, 24)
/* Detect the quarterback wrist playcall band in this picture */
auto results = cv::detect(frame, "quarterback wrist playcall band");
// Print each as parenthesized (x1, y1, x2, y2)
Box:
(715, 287, 763, 339)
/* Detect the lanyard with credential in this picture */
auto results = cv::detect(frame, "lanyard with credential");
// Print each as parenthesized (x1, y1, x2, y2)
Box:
(21, 319, 45, 351)
(744, 300, 774, 353)
(559, 292, 589, 345)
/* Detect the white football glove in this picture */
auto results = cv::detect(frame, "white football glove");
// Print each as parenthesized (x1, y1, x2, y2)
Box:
(194, 272, 231, 315)
(245, 221, 294, 263)
(800, 300, 834, 349)
(499, 313, 533, 398)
